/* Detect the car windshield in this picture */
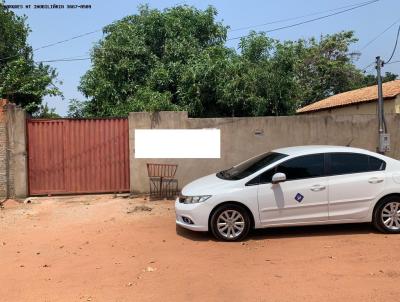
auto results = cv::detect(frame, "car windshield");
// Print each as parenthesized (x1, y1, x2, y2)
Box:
(217, 152, 287, 180)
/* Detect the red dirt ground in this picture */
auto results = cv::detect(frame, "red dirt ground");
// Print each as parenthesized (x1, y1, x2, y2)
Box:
(1, 195, 399, 302)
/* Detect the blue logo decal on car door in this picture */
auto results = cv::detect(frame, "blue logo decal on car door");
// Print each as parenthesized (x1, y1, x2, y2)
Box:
(295, 193, 304, 203)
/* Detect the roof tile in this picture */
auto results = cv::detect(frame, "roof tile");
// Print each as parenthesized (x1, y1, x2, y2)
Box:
(297, 80, 400, 113)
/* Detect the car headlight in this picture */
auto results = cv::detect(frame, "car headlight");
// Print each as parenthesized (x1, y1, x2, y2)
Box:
(179, 195, 211, 204)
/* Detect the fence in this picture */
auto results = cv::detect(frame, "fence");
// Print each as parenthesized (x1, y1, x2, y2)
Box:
(129, 111, 400, 193)
(2, 107, 400, 198)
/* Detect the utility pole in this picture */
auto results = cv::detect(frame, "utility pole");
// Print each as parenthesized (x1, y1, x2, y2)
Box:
(376, 56, 384, 137)
(376, 56, 390, 153)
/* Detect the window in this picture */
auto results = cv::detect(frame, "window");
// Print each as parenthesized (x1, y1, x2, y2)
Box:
(369, 156, 386, 171)
(328, 153, 386, 176)
(217, 152, 287, 180)
(246, 153, 325, 185)
(277, 154, 325, 181)
(247, 168, 275, 185)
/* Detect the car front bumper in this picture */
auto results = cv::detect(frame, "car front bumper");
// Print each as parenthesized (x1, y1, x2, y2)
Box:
(175, 198, 213, 232)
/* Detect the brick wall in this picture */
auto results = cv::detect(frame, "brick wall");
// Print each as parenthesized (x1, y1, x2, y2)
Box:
(0, 99, 8, 198)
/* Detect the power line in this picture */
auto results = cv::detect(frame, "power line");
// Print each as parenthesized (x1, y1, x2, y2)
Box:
(33, 30, 101, 52)
(362, 61, 375, 73)
(34, 53, 90, 63)
(36, 57, 90, 63)
(385, 25, 400, 64)
(361, 23, 400, 74)
(229, 0, 378, 33)
(385, 60, 400, 65)
(359, 17, 400, 51)
(227, 0, 379, 41)
(0, 0, 379, 63)
(0, 29, 102, 61)
(0, 0, 378, 63)
(361, 59, 400, 74)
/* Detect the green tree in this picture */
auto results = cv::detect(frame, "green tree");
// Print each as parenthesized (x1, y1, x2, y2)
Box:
(67, 98, 90, 118)
(217, 31, 366, 115)
(218, 33, 300, 116)
(78, 5, 227, 117)
(362, 71, 398, 87)
(34, 103, 61, 118)
(294, 31, 366, 106)
(0, 3, 61, 114)
(75, 5, 397, 118)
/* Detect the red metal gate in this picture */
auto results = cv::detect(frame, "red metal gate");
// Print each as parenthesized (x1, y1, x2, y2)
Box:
(27, 119, 130, 195)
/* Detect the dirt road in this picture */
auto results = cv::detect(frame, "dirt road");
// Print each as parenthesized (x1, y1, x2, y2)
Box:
(1, 195, 399, 302)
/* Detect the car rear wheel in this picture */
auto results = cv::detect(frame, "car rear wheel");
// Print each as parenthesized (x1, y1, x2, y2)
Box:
(210, 204, 251, 241)
(373, 196, 400, 233)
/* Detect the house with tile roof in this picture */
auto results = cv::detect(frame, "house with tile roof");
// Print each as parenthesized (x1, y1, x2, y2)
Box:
(296, 80, 400, 115)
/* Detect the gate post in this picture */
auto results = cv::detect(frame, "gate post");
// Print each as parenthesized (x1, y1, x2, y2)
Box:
(0, 101, 28, 199)
(0, 100, 8, 199)
(9, 105, 28, 198)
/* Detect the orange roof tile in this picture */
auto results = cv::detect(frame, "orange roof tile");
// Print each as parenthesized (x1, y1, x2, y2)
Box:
(296, 80, 400, 113)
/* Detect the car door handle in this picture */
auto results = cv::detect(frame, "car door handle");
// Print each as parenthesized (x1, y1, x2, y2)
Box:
(310, 184, 326, 191)
(368, 177, 384, 184)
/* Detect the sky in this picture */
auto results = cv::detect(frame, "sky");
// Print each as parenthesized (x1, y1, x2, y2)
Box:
(4, 0, 400, 116)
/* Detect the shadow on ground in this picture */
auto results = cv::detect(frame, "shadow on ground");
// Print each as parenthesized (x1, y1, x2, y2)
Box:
(177, 223, 380, 242)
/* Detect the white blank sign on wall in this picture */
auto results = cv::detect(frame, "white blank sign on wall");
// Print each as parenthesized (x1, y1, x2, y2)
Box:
(135, 129, 221, 158)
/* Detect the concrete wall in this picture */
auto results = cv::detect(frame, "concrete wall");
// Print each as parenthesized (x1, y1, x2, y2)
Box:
(7, 104, 28, 198)
(301, 96, 400, 115)
(1, 105, 399, 197)
(129, 111, 400, 194)
(0, 101, 28, 199)
(0, 100, 7, 198)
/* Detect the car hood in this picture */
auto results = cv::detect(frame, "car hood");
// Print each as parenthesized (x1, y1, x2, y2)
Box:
(181, 173, 238, 196)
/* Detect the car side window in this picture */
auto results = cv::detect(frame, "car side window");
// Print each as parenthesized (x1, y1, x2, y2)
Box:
(276, 154, 325, 181)
(246, 169, 275, 185)
(329, 153, 368, 175)
(328, 153, 386, 176)
(246, 154, 325, 185)
(369, 155, 386, 171)
(258, 168, 276, 184)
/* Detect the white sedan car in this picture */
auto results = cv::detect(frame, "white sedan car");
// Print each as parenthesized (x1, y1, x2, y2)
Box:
(175, 145, 400, 241)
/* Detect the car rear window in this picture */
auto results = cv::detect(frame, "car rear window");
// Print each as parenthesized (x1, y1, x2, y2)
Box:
(328, 153, 386, 176)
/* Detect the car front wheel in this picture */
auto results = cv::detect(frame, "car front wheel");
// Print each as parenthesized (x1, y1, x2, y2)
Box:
(210, 204, 251, 241)
(373, 196, 400, 233)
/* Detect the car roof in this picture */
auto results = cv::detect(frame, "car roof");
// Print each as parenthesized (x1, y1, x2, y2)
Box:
(272, 145, 378, 157)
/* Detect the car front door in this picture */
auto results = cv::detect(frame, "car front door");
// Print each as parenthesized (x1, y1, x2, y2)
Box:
(254, 154, 329, 226)
(327, 152, 386, 220)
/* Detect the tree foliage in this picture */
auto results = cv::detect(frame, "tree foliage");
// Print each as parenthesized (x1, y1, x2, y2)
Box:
(293, 31, 365, 106)
(75, 5, 398, 118)
(78, 5, 229, 117)
(362, 72, 398, 87)
(33, 103, 61, 118)
(0, 3, 60, 114)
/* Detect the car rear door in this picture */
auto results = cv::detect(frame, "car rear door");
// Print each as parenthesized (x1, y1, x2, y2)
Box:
(327, 152, 386, 220)
(255, 154, 329, 226)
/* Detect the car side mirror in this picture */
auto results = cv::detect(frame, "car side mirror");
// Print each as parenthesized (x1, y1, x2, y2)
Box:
(272, 172, 286, 184)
